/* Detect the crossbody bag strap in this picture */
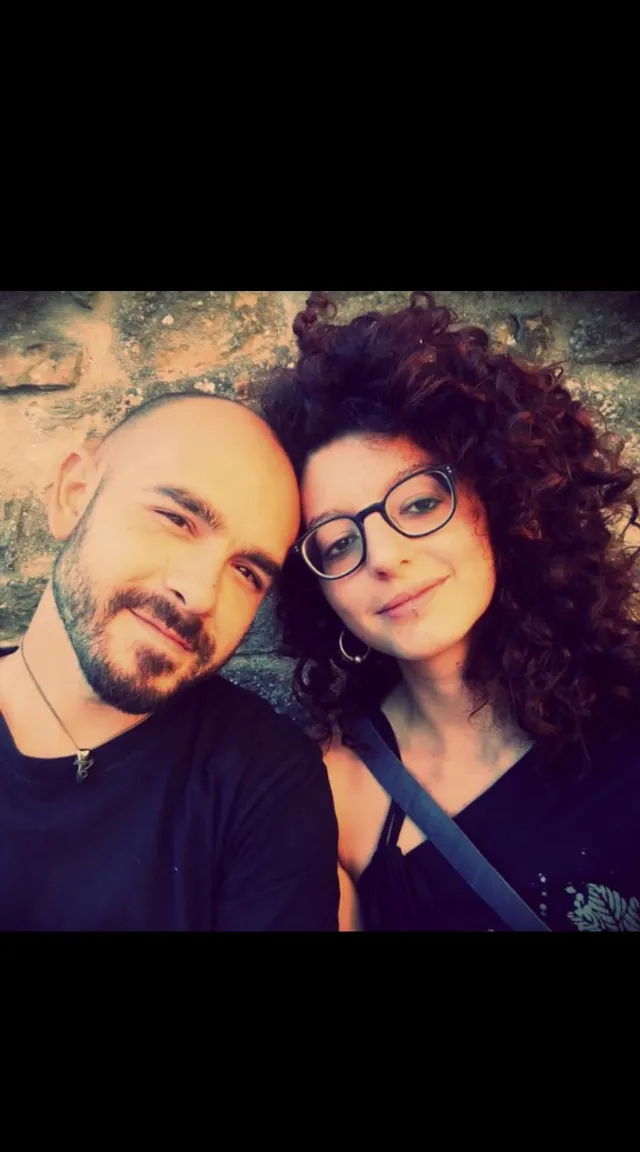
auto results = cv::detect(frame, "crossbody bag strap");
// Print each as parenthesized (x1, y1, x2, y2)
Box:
(351, 717, 550, 932)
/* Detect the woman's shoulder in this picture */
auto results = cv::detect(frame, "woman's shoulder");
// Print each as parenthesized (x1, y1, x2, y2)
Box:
(323, 719, 381, 809)
(323, 706, 395, 781)
(322, 722, 389, 878)
(323, 729, 365, 786)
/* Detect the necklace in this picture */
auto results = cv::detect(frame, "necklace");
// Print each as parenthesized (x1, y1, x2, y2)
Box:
(19, 642, 148, 783)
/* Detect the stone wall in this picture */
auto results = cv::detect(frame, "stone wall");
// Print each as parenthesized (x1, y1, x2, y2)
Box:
(2, 290, 640, 721)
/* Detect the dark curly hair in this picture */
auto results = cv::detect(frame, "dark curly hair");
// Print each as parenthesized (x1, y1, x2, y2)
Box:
(261, 291, 640, 761)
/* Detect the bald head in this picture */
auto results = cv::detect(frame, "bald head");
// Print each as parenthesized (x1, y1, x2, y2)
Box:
(94, 392, 301, 570)
(101, 392, 282, 466)
(98, 392, 300, 543)
(101, 391, 252, 448)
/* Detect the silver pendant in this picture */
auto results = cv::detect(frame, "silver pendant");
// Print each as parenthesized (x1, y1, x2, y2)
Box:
(75, 749, 93, 783)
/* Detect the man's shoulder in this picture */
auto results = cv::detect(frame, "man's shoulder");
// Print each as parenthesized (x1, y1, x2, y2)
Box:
(178, 675, 330, 816)
(188, 673, 317, 758)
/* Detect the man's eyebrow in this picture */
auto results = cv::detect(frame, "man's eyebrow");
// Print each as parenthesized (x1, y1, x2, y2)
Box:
(148, 486, 223, 530)
(306, 463, 432, 530)
(147, 486, 281, 581)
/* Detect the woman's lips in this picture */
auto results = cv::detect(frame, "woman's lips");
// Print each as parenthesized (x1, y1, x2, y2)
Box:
(377, 577, 448, 620)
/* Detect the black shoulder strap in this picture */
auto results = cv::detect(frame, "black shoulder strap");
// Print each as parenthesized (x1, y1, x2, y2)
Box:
(350, 716, 550, 933)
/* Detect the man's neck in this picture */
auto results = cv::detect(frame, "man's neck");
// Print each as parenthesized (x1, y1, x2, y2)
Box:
(0, 584, 150, 759)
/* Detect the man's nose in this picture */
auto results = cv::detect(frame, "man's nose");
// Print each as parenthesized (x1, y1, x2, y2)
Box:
(163, 540, 226, 615)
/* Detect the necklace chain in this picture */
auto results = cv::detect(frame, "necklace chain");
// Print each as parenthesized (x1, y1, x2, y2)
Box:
(19, 642, 147, 782)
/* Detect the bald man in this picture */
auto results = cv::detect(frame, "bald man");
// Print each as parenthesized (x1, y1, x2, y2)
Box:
(0, 392, 339, 930)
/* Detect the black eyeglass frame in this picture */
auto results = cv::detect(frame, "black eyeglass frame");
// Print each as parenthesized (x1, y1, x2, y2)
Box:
(294, 464, 457, 581)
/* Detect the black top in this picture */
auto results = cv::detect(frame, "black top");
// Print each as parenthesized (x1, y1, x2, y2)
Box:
(356, 710, 640, 931)
(0, 648, 339, 931)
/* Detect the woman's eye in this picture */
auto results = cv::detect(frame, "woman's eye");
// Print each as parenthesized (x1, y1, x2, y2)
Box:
(326, 535, 357, 559)
(403, 497, 439, 515)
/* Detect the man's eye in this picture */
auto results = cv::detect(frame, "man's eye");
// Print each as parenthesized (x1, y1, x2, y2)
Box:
(236, 565, 263, 592)
(157, 509, 191, 531)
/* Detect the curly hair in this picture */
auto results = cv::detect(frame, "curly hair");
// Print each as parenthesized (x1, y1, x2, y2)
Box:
(261, 291, 640, 760)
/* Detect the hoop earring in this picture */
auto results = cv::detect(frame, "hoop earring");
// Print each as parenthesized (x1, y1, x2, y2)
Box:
(338, 629, 370, 664)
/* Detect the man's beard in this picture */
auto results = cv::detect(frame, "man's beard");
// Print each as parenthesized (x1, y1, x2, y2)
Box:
(51, 495, 217, 714)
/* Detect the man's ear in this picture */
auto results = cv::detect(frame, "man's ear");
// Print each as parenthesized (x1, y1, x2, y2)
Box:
(48, 448, 102, 541)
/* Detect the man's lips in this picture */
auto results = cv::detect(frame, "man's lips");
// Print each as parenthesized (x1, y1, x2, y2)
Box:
(377, 577, 448, 615)
(129, 608, 195, 652)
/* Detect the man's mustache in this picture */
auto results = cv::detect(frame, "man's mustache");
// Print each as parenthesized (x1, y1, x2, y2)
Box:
(106, 589, 215, 663)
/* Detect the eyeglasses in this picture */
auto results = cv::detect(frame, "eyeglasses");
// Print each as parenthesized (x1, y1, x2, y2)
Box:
(296, 464, 457, 580)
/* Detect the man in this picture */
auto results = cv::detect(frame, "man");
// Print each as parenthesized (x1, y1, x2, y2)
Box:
(0, 392, 339, 930)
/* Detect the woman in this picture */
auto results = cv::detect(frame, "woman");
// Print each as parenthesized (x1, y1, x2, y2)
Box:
(261, 292, 640, 931)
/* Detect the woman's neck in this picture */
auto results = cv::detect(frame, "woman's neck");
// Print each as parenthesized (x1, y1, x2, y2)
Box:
(384, 644, 529, 772)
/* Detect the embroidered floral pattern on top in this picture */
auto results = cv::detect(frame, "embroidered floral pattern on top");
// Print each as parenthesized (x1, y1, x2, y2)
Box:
(567, 884, 640, 931)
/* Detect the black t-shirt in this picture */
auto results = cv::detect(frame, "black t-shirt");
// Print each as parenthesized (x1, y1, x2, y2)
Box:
(0, 648, 339, 931)
(356, 710, 640, 931)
